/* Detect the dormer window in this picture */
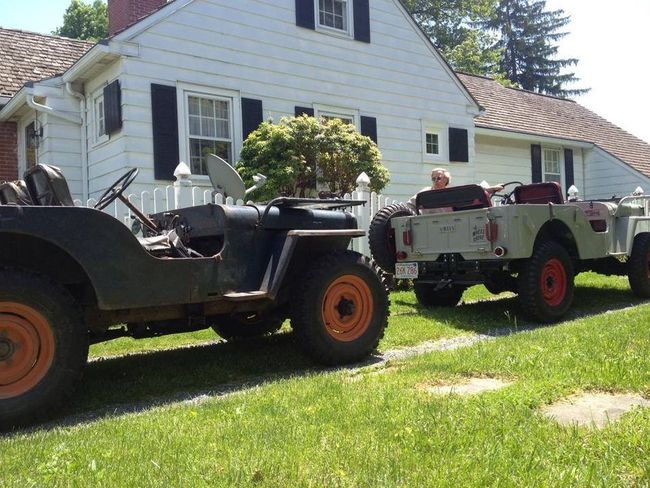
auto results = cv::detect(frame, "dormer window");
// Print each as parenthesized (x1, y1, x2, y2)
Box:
(318, 0, 350, 32)
(296, 0, 370, 43)
(317, 0, 353, 36)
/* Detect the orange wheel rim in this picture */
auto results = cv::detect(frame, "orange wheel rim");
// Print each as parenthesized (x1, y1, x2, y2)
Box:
(0, 303, 55, 400)
(540, 258, 567, 307)
(322, 275, 374, 342)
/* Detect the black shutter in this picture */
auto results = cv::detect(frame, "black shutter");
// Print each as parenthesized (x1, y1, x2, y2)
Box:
(564, 148, 574, 190)
(296, 0, 315, 30)
(360, 116, 377, 144)
(531, 144, 542, 183)
(103, 80, 122, 135)
(151, 83, 180, 180)
(353, 0, 371, 43)
(448, 128, 469, 162)
(295, 106, 315, 117)
(241, 98, 263, 141)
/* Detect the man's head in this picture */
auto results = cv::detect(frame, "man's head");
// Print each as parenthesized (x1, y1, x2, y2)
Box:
(431, 168, 451, 190)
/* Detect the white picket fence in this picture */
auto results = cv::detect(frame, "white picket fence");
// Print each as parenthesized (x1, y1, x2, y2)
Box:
(74, 168, 400, 257)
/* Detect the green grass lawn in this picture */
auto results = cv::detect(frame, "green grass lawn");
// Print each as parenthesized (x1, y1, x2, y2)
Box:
(1, 273, 648, 486)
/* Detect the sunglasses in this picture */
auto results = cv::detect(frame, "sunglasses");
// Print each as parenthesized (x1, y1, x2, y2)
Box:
(432, 176, 446, 182)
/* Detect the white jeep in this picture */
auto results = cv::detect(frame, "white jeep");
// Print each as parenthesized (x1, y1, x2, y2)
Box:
(369, 182, 650, 322)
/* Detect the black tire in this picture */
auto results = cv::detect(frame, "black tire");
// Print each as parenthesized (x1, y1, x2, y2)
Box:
(0, 270, 88, 430)
(518, 241, 574, 322)
(414, 282, 466, 307)
(628, 233, 650, 298)
(211, 312, 285, 341)
(290, 250, 389, 365)
(369, 203, 415, 273)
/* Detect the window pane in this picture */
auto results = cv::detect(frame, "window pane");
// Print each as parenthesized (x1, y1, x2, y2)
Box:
(319, 0, 348, 31)
(426, 133, 439, 155)
(544, 174, 561, 184)
(189, 138, 232, 175)
(201, 98, 215, 118)
(189, 115, 201, 136)
(201, 116, 215, 138)
(188, 97, 200, 116)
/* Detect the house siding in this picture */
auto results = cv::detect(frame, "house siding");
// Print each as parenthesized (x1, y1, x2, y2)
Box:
(474, 134, 585, 196)
(84, 0, 477, 201)
(583, 147, 650, 199)
(0, 121, 18, 181)
(34, 83, 84, 197)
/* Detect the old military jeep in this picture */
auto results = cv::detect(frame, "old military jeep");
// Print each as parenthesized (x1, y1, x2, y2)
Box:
(370, 181, 650, 322)
(0, 164, 388, 428)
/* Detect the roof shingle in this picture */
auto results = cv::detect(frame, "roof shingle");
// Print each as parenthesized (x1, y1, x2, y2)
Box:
(457, 72, 650, 179)
(0, 27, 93, 98)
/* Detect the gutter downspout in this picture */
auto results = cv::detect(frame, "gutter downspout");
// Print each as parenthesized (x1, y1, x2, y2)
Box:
(65, 83, 89, 202)
(26, 95, 82, 125)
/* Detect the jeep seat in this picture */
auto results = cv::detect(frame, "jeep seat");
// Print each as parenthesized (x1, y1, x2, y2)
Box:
(415, 184, 492, 214)
(0, 180, 33, 205)
(514, 182, 564, 205)
(24, 164, 74, 206)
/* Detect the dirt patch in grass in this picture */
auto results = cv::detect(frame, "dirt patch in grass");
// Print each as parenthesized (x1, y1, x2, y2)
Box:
(420, 377, 512, 396)
(542, 392, 650, 428)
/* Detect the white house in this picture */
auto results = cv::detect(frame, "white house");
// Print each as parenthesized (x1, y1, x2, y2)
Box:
(0, 0, 481, 204)
(0, 0, 648, 204)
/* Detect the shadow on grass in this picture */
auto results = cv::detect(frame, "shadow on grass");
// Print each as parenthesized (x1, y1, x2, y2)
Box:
(393, 286, 648, 334)
(7, 286, 647, 436)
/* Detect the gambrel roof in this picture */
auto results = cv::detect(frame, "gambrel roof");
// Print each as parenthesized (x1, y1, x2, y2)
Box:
(0, 27, 93, 99)
(458, 72, 650, 178)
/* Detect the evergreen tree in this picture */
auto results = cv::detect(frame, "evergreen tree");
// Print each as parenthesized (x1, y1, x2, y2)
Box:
(53, 0, 108, 41)
(484, 0, 588, 97)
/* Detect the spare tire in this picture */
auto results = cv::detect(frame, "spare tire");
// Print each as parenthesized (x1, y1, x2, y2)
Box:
(369, 203, 415, 273)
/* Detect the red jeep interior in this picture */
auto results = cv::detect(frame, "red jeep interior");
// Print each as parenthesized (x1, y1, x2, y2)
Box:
(415, 184, 492, 214)
(513, 182, 564, 205)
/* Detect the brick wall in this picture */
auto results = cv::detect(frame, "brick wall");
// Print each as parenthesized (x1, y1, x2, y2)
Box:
(108, 0, 167, 35)
(0, 121, 18, 181)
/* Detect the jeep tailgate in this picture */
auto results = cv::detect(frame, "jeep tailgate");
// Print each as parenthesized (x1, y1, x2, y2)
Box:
(394, 209, 491, 259)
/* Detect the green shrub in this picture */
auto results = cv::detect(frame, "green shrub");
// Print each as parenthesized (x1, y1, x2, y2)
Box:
(237, 115, 389, 201)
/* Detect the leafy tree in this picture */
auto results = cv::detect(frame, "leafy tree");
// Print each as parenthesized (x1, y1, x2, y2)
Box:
(482, 0, 588, 97)
(237, 116, 389, 201)
(402, 0, 502, 77)
(53, 0, 108, 41)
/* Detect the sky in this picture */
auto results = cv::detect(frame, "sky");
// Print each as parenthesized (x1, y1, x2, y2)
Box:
(1, 0, 649, 143)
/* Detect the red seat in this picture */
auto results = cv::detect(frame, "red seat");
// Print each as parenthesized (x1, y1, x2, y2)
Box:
(415, 184, 492, 214)
(513, 182, 564, 205)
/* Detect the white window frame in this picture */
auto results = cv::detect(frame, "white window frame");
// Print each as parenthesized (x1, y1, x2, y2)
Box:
(314, 104, 359, 129)
(315, 0, 354, 38)
(542, 146, 564, 188)
(91, 89, 108, 147)
(177, 83, 242, 181)
(17, 115, 39, 176)
(421, 121, 447, 163)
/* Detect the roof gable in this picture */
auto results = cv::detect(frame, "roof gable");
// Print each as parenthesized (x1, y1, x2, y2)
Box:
(458, 73, 650, 178)
(0, 28, 93, 98)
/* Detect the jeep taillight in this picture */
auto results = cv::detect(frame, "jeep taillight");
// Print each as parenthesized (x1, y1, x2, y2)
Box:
(403, 230, 412, 246)
(396, 251, 408, 261)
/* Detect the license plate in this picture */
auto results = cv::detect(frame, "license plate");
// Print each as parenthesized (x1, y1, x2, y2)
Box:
(395, 262, 418, 279)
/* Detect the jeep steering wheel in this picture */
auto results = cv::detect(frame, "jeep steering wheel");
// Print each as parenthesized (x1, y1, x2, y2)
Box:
(95, 168, 139, 210)
(495, 181, 524, 205)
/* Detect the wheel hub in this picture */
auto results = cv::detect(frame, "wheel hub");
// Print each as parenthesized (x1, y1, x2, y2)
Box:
(336, 298, 356, 318)
(322, 275, 374, 343)
(0, 339, 13, 361)
(540, 258, 567, 306)
(0, 305, 56, 400)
